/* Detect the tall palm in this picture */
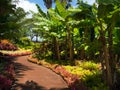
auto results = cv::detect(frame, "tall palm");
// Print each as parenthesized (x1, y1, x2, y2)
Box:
(43, 0, 52, 9)
(43, 0, 72, 9)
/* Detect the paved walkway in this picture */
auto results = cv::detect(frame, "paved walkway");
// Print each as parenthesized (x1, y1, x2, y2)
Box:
(12, 56, 69, 90)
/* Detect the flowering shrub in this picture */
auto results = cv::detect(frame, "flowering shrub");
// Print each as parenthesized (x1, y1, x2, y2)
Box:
(0, 50, 32, 57)
(53, 66, 80, 88)
(0, 75, 12, 90)
(0, 40, 9, 44)
(0, 39, 18, 51)
(4, 63, 15, 80)
(0, 62, 15, 90)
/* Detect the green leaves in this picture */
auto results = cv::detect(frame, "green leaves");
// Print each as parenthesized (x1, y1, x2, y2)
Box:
(98, 4, 114, 18)
(96, 0, 120, 5)
(48, 8, 65, 21)
(36, 4, 47, 18)
(55, 0, 70, 18)
(97, 0, 114, 5)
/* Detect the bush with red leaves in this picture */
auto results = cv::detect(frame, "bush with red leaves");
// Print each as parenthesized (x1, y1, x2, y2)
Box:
(53, 66, 81, 89)
(0, 40, 18, 51)
(0, 62, 15, 90)
(0, 75, 12, 90)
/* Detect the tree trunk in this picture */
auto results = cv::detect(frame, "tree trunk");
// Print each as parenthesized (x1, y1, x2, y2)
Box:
(35, 34, 39, 42)
(71, 28, 74, 60)
(108, 23, 117, 87)
(53, 36, 60, 60)
(81, 48, 85, 60)
(103, 40, 112, 87)
(67, 25, 73, 61)
(80, 27, 88, 60)
(65, 36, 68, 60)
(99, 25, 113, 88)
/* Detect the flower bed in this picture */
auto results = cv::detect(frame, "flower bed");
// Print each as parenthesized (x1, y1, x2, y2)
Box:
(0, 61, 15, 90)
(0, 39, 18, 51)
(0, 50, 32, 58)
(27, 56, 87, 90)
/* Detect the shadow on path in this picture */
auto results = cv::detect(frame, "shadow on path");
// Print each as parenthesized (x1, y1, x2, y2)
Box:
(12, 56, 69, 90)
(14, 62, 33, 78)
(12, 80, 47, 90)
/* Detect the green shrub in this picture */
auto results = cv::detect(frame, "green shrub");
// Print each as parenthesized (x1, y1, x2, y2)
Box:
(88, 83, 108, 90)
(32, 42, 53, 60)
(64, 61, 107, 90)
(75, 61, 100, 71)
(17, 37, 34, 49)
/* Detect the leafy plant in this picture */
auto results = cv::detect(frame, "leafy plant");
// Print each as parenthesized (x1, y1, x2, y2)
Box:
(0, 75, 12, 90)
(16, 37, 34, 49)
(63, 61, 105, 90)
(75, 61, 100, 71)
(0, 60, 15, 90)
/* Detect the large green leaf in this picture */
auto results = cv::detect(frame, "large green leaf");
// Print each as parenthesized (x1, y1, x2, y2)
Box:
(36, 4, 47, 18)
(48, 8, 65, 21)
(55, 0, 69, 18)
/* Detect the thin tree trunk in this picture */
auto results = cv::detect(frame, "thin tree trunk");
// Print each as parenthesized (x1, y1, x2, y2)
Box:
(67, 25, 73, 61)
(53, 36, 60, 60)
(81, 48, 85, 60)
(81, 27, 88, 60)
(36, 34, 39, 42)
(71, 28, 74, 60)
(103, 41, 112, 87)
(99, 22, 113, 88)
(108, 23, 116, 87)
(65, 36, 68, 60)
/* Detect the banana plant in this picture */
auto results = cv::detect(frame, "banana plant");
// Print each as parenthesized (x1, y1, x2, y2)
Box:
(33, 0, 81, 61)
(52, 0, 81, 61)
(96, 0, 120, 88)
(75, 0, 120, 88)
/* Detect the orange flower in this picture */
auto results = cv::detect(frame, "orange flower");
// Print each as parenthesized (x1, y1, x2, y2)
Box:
(1, 39, 10, 44)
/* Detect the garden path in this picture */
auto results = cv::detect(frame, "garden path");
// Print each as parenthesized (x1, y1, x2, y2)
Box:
(12, 56, 69, 90)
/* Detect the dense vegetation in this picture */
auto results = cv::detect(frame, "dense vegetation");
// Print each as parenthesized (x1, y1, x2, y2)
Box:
(0, 1, 32, 89)
(1, 0, 120, 90)
(31, 0, 120, 90)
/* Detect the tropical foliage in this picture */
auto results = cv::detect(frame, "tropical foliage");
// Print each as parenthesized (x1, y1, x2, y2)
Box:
(1, 0, 120, 90)
(30, 0, 120, 89)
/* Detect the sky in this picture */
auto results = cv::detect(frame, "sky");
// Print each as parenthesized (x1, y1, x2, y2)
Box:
(16, 0, 95, 18)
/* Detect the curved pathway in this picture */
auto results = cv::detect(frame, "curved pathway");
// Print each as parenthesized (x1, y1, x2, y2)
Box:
(12, 56, 69, 90)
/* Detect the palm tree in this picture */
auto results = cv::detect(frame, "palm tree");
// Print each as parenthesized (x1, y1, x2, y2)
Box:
(43, 0, 52, 9)
(43, 0, 72, 9)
